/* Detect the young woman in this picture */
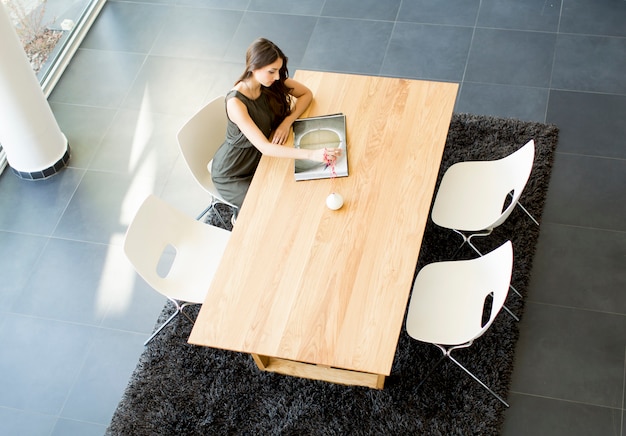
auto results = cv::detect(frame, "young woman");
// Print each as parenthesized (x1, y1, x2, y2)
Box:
(211, 38, 341, 209)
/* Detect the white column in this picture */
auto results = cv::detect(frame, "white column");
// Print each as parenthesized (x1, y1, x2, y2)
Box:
(0, 2, 69, 180)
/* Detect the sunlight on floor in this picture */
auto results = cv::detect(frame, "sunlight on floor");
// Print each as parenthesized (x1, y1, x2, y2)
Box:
(97, 84, 157, 317)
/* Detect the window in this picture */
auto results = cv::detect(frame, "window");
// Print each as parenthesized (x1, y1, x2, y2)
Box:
(2, 0, 106, 96)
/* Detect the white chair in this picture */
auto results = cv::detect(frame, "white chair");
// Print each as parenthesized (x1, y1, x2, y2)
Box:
(124, 194, 231, 345)
(177, 96, 238, 226)
(431, 139, 535, 258)
(405, 241, 513, 407)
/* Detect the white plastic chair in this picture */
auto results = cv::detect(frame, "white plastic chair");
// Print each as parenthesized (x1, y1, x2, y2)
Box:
(124, 194, 231, 345)
(405, 241, 513, 407)
(177, 96, 238, 226)
(431, 139, 535, 257)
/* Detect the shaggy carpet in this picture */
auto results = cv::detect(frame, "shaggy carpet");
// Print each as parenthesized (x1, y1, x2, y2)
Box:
(106, 114, 559, 435)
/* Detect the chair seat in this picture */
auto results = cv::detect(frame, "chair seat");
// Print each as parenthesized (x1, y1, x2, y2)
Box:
(123, 194, 231, 344)
(431, 139, 535, 233)
(406, 241, 513, 346)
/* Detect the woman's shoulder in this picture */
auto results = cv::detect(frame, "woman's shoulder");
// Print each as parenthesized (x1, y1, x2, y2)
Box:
(226, 88, 243, 100)
(227, 88, 262, 105)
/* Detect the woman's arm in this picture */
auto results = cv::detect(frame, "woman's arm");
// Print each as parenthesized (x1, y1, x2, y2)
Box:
(271, 78, 313, 144)
(226, 94, 339, 163)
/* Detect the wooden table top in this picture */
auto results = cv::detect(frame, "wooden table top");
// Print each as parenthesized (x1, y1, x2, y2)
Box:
(188, 71, 458, 376)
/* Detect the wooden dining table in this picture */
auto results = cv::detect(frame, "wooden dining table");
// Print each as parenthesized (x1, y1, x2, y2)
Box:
(188, 70, 458, 389)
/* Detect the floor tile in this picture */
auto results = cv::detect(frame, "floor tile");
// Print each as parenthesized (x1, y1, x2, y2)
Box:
(48, 49, 145, 108)
(0, 315, 96, 415)
(248, 0, 325, 15)
(11, 239, 119, 325)
(80, 1, 171, 53)
(60, 328, 145, 424)
(547, 91, 626, 159)
(159, 155, 211, 219)
(177, 0, 248, 8)
(381, 23, 473, 81)
(200, 62, 246, 104)
(541, 153, 626, 232)
(88, 109, 183, 179)
(560, 0, 626, 37)
(477, 0, 561, 32)
(50, 103, 117, 170)
(528, 223, 626, 314)
(0, 408, 56, 436)
(0, 231, 48, 310)
(302, 17, 393, 74)
(0, 168, 84, 236)
(552, 34, 626, 95)
(121, 56, 224, 118)
(150, 7, 242, 60)
(224, 12, 318, 68)
(397, 0, 480, 26)
(51, 418, 107, 436)
(322, 0, 401, 21)
(118, 0, 174, 3)
(465, 28, 556, 88)
(501, 393, 622, 436)
(456, 82, 549, 122)
(510, 302, 626, 408)
(52, 170, 164, 245)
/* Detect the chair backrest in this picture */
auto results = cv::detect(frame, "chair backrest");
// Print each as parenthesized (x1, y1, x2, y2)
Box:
(123, 194, 231, 304)
(490, 139, 535, 227)
(432, 139, 535, 231)
(405, 241, 513, 346)
(176, 96, 228, 199)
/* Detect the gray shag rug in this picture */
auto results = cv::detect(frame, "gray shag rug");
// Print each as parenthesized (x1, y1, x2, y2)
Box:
(106, 114, 559, 435)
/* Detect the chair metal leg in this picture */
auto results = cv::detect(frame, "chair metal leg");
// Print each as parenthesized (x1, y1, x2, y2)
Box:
(195, 204, 213, 221)
(144, 310, 179, 346)
(451, 229, 489, 259)
(197, 199, 231, 228)
(466, 230, 492, 257)
(502, 304, 520, 322)
(516, 199, 539, 226)
(417, 343, 510, 407)
(509, 284, 522, 298)
(450, 239, 467, 259)
(179, 302, 197, 324)
(211, 203, 230, 228)
(507, 191, 539, 226)
(144, 299, 198, 346)
(415, 353, 447, 390)
(417, 342, 471, 387)
(448, 353, 509, 407)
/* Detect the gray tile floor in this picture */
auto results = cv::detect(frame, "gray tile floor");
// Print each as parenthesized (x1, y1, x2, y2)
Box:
(1, 0, 624, 434)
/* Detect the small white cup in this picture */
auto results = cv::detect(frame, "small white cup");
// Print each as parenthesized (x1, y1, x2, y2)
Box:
(326, 193, 344, 210)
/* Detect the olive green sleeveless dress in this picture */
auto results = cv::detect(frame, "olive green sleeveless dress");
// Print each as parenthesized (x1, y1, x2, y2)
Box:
(211, 89, 276, 208)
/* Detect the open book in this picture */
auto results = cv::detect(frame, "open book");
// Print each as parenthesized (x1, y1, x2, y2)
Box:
(293, 113, 348, 181)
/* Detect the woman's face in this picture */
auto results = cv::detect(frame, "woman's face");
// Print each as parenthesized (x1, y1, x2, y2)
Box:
(252, 58, 283, 87)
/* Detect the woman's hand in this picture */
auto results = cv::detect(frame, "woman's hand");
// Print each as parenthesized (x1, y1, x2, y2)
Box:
(271, 119, 292, 144)
(309, 147, 342, 163)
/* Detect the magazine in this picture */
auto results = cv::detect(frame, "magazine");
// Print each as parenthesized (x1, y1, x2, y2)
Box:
(293, 113, 348, 181)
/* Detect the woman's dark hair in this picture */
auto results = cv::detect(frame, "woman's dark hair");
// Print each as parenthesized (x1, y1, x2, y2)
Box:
(237, 38, 293, 128)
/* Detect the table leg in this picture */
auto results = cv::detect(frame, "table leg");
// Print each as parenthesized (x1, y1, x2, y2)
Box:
(250, 354, 385, 389)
